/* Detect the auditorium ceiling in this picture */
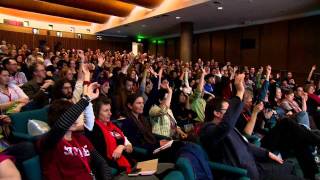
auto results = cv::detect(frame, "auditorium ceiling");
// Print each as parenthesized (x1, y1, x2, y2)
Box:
(0, 0, 319, 38)
(99, 0, 320, 38)
(0, 0, 163, 23)
(0, 0, 209, 34)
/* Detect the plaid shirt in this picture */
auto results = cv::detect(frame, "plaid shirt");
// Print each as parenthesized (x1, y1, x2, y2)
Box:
(149, 105, 177, 137)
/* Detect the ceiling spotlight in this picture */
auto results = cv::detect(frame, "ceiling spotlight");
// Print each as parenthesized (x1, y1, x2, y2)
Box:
(217, 6, 223, 10)
(176, 16, 181, 19)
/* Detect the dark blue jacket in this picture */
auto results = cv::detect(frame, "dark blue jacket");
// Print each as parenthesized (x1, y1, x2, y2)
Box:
(200, 97, 269, 180)
(178, 143, 213, 180)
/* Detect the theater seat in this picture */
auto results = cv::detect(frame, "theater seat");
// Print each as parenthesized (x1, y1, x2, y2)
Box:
(163, 170, 185, 180)
(22, 155, 42, 180)
(22, 155, 123, 179)
(176, 157, 194, 180)
(9, 107, 49, 142)
(176, 157, 249, 180)
(244, 134, 261, 147)
(208, 162, 248, 178)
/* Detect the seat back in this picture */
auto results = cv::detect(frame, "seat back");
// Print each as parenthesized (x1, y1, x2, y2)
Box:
(10, 107, 49, 134)
(176, 157, 195, 180)
(22, 155, 42, 180)
(163, 170, 185, 180)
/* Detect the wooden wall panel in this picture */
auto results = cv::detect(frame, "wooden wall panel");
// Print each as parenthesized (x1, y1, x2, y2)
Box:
(197, 33, 211, 60)
(211, 31, 225, 62)
(192, 35, 198, 61)
(161, 15, 320, 83)
(166, 39, 176, 59)
(260, 21, 288, 70)
(175, 38, 180, 60)
(148, 42, 156, 56)
(225, 29, 241, 65)
(0, 29, 131, 51)
(241, 26, 260, 66)
(288, 15, 320, 82)
(157, 43, 165, 57)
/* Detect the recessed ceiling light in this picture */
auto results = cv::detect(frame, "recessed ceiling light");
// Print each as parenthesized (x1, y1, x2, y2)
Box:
(176, 16, 181, 19)
(217, 6, 223, 10)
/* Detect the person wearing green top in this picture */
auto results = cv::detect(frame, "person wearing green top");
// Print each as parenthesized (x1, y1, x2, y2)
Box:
(190, 68, 209, 122)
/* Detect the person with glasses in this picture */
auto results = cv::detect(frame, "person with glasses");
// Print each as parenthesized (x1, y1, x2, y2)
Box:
(21, 62, 54, 110)
(2, 58, 27, 87)
(200, 73, 301, 180)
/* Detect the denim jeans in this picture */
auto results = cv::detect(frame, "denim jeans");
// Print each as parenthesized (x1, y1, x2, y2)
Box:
(296, 111, 310, 129)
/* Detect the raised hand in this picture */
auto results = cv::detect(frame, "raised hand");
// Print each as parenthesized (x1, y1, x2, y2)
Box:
(161, 81, 172, 92)
(158, 67, 164, 77)
(234, 73, 245, 100)
(312, 65, 317, 71)
(97, 55, 105, 67)
(234, 66, 239, 72)
(149, 67, 158, 77)
(86, 82, 100, 100)
(78, 50, 85, 62)
(201, 66, 208, 76)
(253, 102, 264, 113)
(266, 65, 272, 75)
(234, 73, 245, 92)
(81, 63, 90, 78)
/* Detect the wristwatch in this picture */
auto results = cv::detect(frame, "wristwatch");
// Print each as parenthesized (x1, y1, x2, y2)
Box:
(82, 95, 91, 102)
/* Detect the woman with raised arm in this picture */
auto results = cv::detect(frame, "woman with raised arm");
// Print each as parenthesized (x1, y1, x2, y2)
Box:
(307, 65, 316, 83)
(36, 82, 112, 180)
(149, 80, 187, 139)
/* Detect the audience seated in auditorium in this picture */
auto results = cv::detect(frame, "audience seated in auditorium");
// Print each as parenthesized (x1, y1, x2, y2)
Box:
(0, 38, 320, 179)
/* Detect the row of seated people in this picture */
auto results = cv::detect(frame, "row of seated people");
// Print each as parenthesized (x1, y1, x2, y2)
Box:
(0, 40, 320, 179)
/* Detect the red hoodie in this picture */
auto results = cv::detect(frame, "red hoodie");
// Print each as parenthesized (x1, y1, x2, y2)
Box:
(41, 133, 94, 180)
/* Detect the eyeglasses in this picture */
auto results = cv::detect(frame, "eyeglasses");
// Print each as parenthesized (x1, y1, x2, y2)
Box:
(218, 109, 228, 113)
